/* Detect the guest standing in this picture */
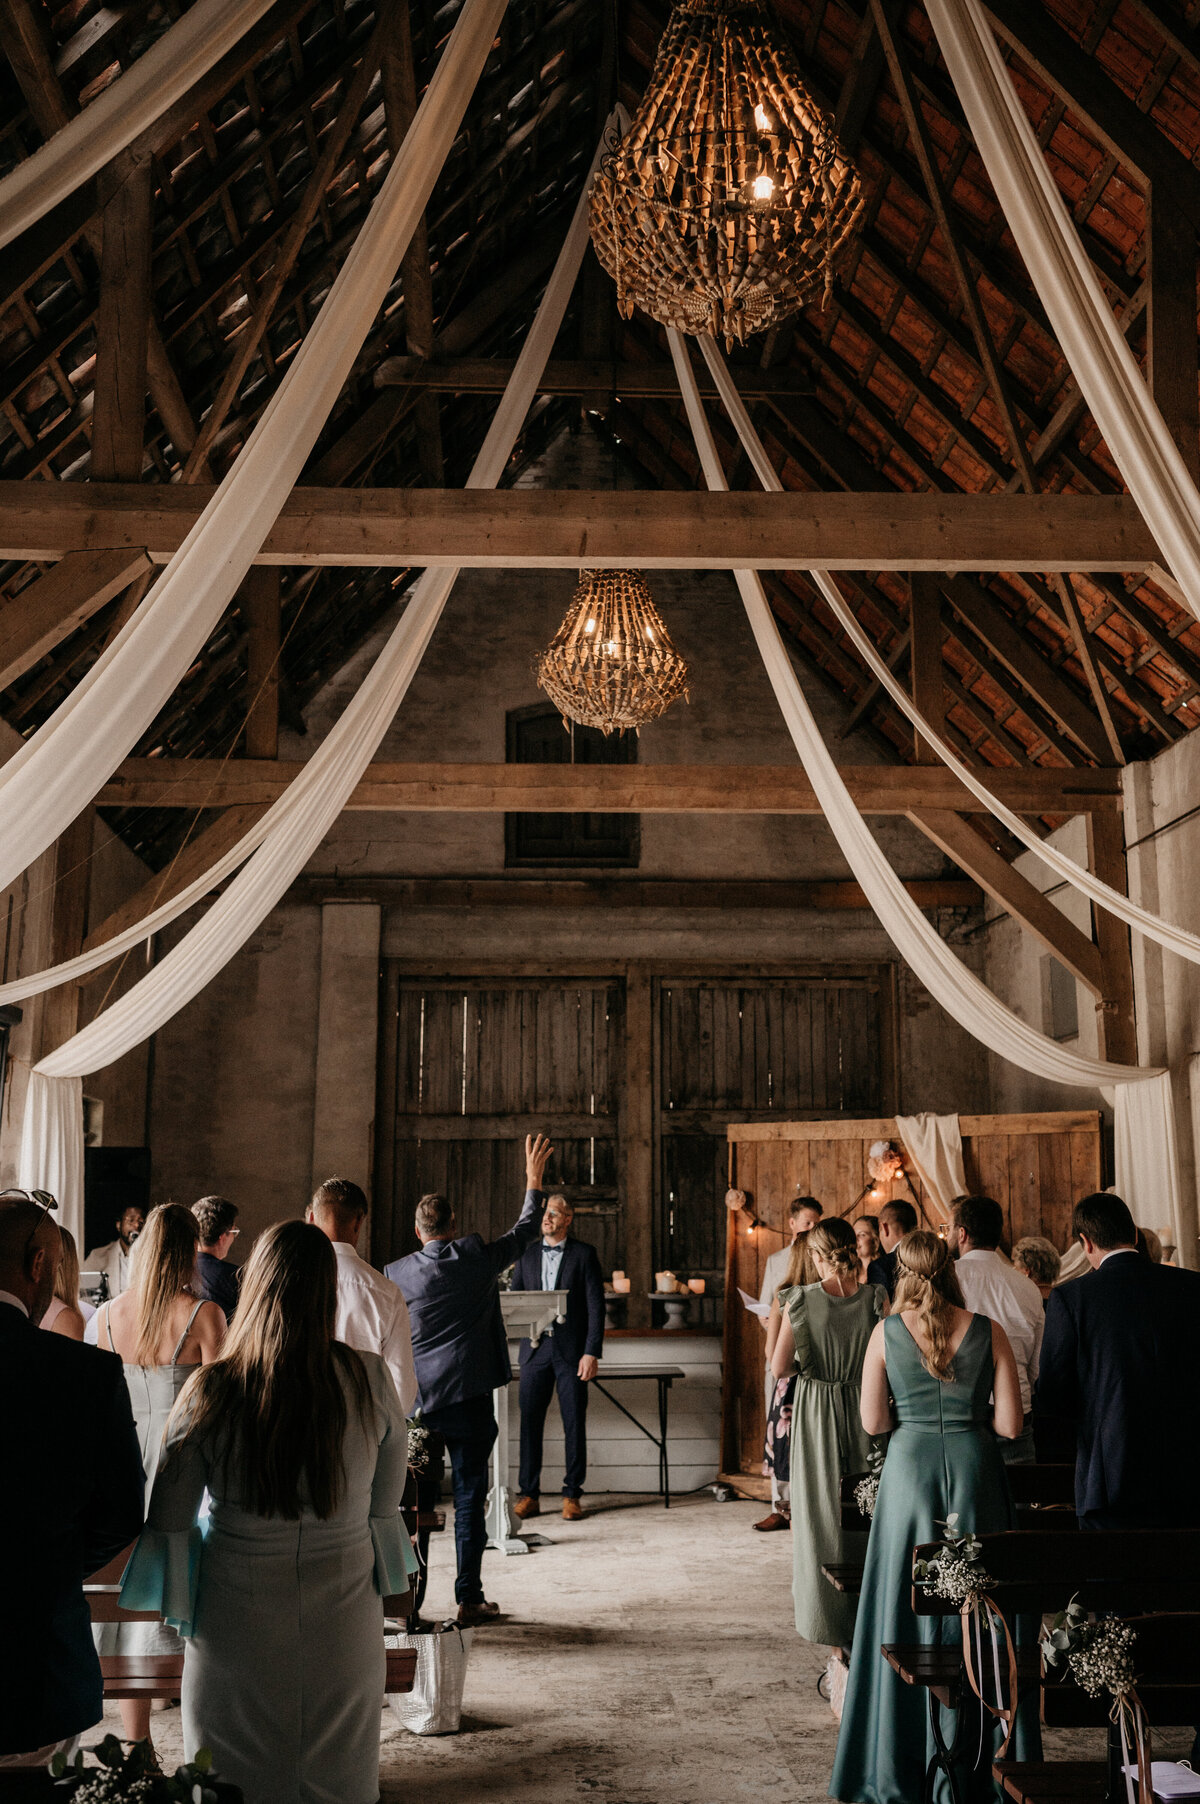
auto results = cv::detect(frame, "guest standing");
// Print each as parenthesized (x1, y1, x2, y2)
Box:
(122, 1222, 413, 1804)
(1012, 1235, 1061, 1302)
(308, 1176, 417, 1411)
(852, 1214, 880, 1285)
(866, 1198, 917, 1300)
(387, 1134, 552, 1625)
(89, 1203, 225, 1751)
(511, 1192, 605, 1522)
(85, 1202, 145, 1298)
(747, 1194, 822, 1532)
(191, 1195, 240, 1319)
(949, 1194, 1043, 1464)
(40, 1226, 87, 1340)
(771, 1219, 885, 1650)
(0, 1192, 143, 1764)
(1036, 1191, 1200, 1529)
(831, 1231, 1032, 1804)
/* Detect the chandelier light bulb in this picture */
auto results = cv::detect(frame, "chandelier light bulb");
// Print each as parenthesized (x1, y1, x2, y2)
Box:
(753, 173, 775, 201)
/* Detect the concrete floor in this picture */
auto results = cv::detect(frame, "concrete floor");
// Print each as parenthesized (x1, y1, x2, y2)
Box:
(100, 1491, 1184, 1801)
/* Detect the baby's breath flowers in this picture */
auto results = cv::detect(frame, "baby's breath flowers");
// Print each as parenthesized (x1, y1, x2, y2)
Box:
(1041, 1597, 1139, 1700)
(913, 1514, 995, 1609)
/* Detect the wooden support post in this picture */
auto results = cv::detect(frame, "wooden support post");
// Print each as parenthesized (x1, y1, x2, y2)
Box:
(1086, 809, 1138, 1066)
(621, 967, 654, 1330)
(38, 812, 93, 1057)
(242, 568, 281, 760)
(91, 157, 153, 482)
(381, 5, 444, 487)
(1148, 191, 1200, 486)
(908, 809, 1107, 996)
(909, 573, 944, 765)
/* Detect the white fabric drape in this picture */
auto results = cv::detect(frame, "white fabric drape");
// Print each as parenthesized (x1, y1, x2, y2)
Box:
(1112, 1070, 1185, 1257)
(0, 0, 278, 251)
(924, 0, 1200, 629)
(694, 334, 1200, 972)
(895, 1112, 968, 1222)
(667, 326, 1156, 1088)
(30, 118, 620, 1083)
(0, 0, 508, 899)
(17, 1071, 84, 1251)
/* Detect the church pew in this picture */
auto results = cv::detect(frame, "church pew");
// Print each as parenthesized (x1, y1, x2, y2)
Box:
(99, 1649, 417, 1698)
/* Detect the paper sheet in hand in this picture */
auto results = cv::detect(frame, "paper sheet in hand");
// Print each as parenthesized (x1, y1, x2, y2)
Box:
(1122, 1764, 1200, 1798)
(738, 1287, 771, 1321)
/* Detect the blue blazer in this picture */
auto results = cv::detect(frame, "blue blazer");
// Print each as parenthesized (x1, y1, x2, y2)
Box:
(510, 1236, 606, 1367)
(1036, 1251, 1200, 1527)
(0, 1302, 145, 1754)
(385, 1189, 545, 1412)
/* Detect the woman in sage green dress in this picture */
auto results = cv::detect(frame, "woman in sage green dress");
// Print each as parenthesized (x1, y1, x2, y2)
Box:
(771, 1218, 887, 1650)
(829, 1231, 1036, 1804)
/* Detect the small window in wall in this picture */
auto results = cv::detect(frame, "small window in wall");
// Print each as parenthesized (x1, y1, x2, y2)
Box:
(505, 704, 640, 868)
(1042, 956, 1080, 1042)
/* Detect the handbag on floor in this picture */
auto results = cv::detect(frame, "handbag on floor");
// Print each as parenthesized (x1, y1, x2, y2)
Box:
(384, 1625, 473, 1735)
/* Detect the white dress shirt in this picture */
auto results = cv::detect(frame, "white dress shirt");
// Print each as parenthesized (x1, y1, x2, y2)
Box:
(332, 1241, 418, 1414)
(954, 1247, 1045, 1414)
(0, 1289, 29, 1317)
(541, 1239, 567, 1292)
(84, 1238, 134, 1297)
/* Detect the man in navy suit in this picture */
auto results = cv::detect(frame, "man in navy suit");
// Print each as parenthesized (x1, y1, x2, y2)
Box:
(0, 1192, 144, 1762)
(511, 1194, 605, 1522)
(1036, 1190, 1200, 1531)
(386, 1134, 551, 1626)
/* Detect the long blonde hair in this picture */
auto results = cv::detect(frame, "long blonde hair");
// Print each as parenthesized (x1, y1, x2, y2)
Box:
(892, 1230, 965, 1382)
(779, 1229, 818, 1294)
(129, 1203, 199, 1365)
(808, 1218, 859, 1277)
(167, 1222, 372, 1520)
(54, 1226, 82, 1308)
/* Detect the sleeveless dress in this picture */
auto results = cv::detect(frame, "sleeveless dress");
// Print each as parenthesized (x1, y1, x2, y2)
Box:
(783, 1281, 886, 1646)
(120, 1349, 416, 1804)
(92, 1299, 204, 1660)
(829, 1312, 1039, 1804)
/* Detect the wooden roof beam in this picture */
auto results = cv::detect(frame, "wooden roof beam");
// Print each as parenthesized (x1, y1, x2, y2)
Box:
(374, 357, 816, 396)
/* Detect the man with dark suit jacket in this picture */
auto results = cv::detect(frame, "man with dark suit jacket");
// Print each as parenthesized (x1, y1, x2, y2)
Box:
(1036, 1190, 1200, 1530)
(867, 1198, 918, 1301)
(0, 1192, 144, 1762)
(191, 1194, 240, 1320)
(385, 1134, 551, 1627)
(510, 1194, 605, 1523)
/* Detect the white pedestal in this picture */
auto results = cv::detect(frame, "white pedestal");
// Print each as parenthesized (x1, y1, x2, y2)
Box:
(485, 1289, 567, 1555)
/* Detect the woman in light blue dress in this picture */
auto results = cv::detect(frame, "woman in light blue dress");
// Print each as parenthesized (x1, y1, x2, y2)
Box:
(123, 1220, 416, 1804)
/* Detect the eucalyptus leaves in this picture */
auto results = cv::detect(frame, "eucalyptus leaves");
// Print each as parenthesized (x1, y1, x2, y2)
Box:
(1041, 1597, 1139, 1700)
(50, 1738, 232, 1803)
(852, 1447, 886, 1520)
(913, 1514, 996, 1609)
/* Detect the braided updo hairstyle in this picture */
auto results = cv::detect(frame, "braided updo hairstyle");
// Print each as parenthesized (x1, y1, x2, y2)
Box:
(891, 1230, 966, 1381)
(807, 1217, 859, 1277)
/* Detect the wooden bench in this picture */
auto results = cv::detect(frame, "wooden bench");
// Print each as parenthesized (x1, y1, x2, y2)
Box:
(99, 1649, 418, 1698)
(820, 1561, 863, 1595)
(993, 1760, 1106, 1804)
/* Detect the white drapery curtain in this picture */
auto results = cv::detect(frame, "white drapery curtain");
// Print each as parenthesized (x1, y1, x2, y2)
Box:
(1112, 1071, 1186, 1258)
(694, 335, 1200, 970)
(0, 0, 508, 899)
(666, 325, 1155, 1088)
(17, 1072, 84, 1251)
(31, 120, 613, 1081)
(0, 0, 278, 251)
(923, 0, 1200, 630)
(895, 1113, 968, 1223)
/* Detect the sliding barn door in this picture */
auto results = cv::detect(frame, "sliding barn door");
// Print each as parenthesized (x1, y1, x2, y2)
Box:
(374, 976, 623, 1271)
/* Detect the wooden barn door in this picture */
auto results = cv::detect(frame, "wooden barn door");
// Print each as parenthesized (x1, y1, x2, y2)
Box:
(374, 976, 623, 1271)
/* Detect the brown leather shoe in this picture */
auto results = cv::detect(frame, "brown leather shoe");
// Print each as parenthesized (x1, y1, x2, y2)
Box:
(753, 1510, 791, 1531)
(562, 1496, 584, 1521)
(513, 1494, 540, 1519)
(456, 1599, 500, 1627)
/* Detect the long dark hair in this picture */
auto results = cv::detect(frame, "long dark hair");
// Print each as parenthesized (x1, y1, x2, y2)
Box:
(168, 1221, 372, 1519)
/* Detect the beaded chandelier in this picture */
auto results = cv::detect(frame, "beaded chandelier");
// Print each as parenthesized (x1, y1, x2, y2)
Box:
(536, 570, 690, 734)
(589, 0, 864, 344)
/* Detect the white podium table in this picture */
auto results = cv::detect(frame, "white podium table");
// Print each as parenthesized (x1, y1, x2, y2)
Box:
(485, 1289, 567, 1554)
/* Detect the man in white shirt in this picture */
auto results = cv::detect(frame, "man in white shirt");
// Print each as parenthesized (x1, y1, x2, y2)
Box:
(307, 1177, 417, 1414)
(736, 1191, 822, 1531)
(84, 1204, 145, 1300)
(949, 1194, 1044, 1464)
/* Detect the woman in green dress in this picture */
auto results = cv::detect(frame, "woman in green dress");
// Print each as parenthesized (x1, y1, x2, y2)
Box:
(829, 1231, 1031, 1804)
(771, 1218, 887, 1651)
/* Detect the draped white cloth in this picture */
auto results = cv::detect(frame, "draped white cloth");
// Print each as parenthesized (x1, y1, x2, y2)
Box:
(924, 0, 1200, 629)
(17, 1072, 84, 1250)
(1112, 1071, 1186, 1258)
(0, 0, 278, 251)
(0, 0, 508, 899)
(667, 326, 1155, 1088)
(894, 1113, 968, 1222)
(692, 335, 1200, 972)
(30, 119, 619, 1085)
